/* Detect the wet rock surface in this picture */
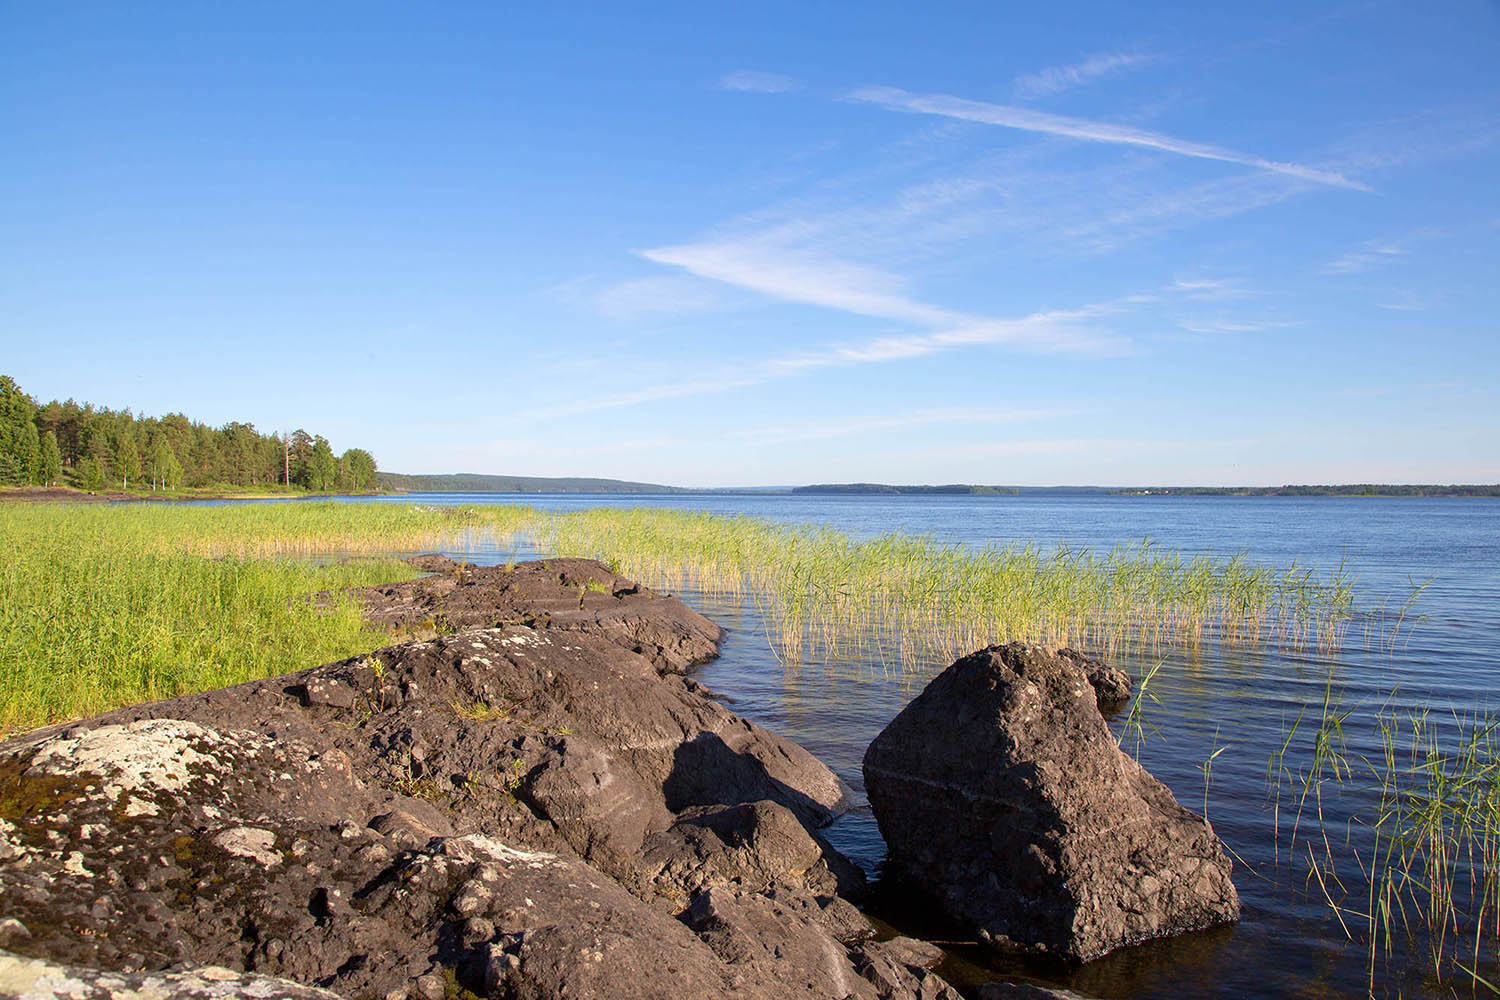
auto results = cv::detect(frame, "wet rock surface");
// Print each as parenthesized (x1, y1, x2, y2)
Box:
(863, 642, 1240, 963)
(0, 559, 959, 1000)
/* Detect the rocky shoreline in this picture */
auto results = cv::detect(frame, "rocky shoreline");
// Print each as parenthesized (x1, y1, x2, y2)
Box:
(0, 558, 1238, 999)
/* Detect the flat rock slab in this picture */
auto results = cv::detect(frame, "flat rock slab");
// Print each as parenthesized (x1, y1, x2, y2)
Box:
(353, 556, 725, 675)
(864, 642, 1240, 962)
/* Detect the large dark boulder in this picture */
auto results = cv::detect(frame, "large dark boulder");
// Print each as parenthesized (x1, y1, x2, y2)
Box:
(862, 643, 1240, 962)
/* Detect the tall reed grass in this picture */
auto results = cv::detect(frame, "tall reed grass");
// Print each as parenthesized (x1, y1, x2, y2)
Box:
(0, 500, 1361, 735)
(1273, 683, 1500, 995)
(507, 507, 1358, 666)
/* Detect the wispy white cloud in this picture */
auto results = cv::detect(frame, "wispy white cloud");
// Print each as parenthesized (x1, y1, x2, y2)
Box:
(593, 275, 733, 319)
(1176, 317, 1298, 334)
(1374, 291, 1427, 311)
(1168, 276, 1255, 300)
(720, 70, 803, 94)
(642, 235, 1139, 358)
(1323, 239, 1405, 274)
(526, 283, 1140, 422)
(639, 240, 956, 325)
(766, 305, 1136, 370)
(1013, 50, 1154, 99)
(847, 85, 1370, 190)
(1319, 103, 1500, 177)
(528, 372, 770, 421)
(1054, 170, 1311, 254)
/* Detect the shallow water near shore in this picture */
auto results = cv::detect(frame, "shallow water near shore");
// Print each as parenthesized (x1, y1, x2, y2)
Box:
(218, 491, 1500, 997)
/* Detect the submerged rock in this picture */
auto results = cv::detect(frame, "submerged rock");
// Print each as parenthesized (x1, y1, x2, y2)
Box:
(863, 642, 1240, 962)
(0, 559, 960, 1000)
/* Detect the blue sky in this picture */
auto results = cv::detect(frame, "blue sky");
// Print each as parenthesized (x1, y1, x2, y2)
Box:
(2, 2, 1497, 486)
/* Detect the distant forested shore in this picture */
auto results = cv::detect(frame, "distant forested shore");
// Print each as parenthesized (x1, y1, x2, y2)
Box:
(795, 483, 1500, 497)
(0, 375, 377, 495)
(1111, 484, 1500, 497)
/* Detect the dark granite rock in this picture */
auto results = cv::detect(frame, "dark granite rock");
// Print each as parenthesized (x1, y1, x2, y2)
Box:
(977, 984, 1100, 1000)
(0, 561, 960, 1000)
(863, 642, 1240, 962)
(355, 556, 725, 675)
(639, 799, 862, 904)
(684, 887, 959, 1000)
(1057, 648, 1131, 709)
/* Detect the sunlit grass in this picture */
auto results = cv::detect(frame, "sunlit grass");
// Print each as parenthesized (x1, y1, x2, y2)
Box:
(0, 499, 1363, 735)
(0, 503, 441, 734)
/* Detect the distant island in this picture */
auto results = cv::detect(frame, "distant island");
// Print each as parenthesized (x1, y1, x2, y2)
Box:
(793, 483, 1023, 495)
(1111, 484, 1500, 497)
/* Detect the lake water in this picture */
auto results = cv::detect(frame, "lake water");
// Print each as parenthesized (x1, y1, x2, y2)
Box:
(310, 491, 1500, 997)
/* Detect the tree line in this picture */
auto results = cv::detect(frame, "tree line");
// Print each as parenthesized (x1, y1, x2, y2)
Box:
(0, 375, 377, 493)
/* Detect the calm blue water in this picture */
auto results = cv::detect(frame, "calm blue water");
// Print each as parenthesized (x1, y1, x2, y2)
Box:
(223, 491, 1500, 997)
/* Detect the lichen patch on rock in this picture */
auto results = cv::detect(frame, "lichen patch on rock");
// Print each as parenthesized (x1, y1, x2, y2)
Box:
(23, 720, 228, 801)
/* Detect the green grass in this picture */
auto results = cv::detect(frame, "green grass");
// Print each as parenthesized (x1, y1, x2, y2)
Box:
(0, 503, 448, 734)
(0, 500, 1366, 734)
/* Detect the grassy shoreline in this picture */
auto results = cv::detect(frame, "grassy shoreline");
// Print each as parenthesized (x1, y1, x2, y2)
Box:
(0, 484, 389, 503)
(0, 500, 1363, 734)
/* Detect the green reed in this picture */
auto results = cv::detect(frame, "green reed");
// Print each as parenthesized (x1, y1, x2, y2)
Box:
(501, 507, 1358, 667)
(1273, 685, 1500, 995)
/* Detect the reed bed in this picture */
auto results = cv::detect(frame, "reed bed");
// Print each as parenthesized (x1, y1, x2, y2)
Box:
(504, 507, 1357, 667)
(1273, 687, 1500, 995)
(1, 499, 1358, 734)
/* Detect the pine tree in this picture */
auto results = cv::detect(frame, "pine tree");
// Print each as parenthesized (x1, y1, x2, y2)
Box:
(341, 448, 377, 490)
(40, 431, 62, 486)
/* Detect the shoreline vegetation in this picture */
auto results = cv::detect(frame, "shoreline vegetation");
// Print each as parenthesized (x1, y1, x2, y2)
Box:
(0, 500, 1367, 735)
(0, 373, 379, 495)
(0, 483, 387, 503)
